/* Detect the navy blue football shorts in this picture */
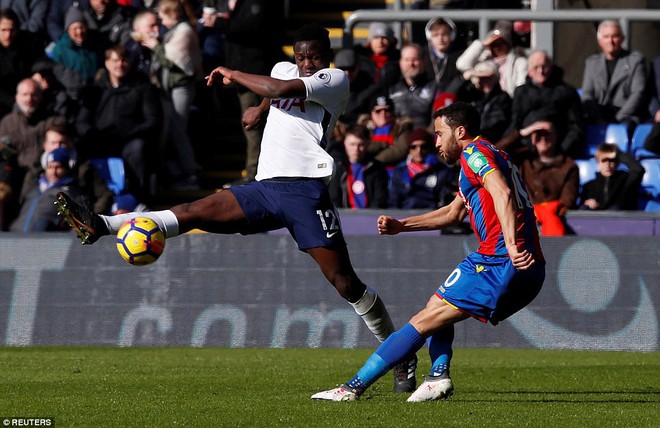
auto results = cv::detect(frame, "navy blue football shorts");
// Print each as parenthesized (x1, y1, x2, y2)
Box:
(229, 178, 346, 251)
(435, 252, 545, 325)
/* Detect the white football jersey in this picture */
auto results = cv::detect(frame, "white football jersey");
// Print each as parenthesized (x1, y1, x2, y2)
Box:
(255, 62, 349, 181)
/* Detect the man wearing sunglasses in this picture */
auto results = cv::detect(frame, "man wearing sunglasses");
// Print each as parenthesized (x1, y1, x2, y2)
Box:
(580, 142, 645, 210)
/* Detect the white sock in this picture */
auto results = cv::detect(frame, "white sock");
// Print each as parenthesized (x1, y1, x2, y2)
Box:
(350, 287, 396, 343)
(100, 210, 180, 238)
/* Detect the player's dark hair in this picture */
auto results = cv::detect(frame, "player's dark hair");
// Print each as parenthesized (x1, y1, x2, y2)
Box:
(293, 24, 331, 54)
(433, 102, 481, 137)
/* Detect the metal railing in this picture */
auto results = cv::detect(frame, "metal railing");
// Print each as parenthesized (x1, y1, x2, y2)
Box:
(343, 8, 660, 55)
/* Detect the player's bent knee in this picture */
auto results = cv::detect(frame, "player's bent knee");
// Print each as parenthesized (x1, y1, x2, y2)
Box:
(410, 296, 466, 334)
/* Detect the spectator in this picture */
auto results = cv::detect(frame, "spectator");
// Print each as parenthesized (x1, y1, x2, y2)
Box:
(124, 9, 158, 79)
(29, 58, 76, 120)
(75, 45, 161, 199)
(328, 123, 389, 209)
(1, 0, 47, 39)
(581, 20, 648, 136)
(423, 17, 462, 95)
(202, 0, 285, 188)
(643, 55, 660, 156)
(51, 6, 105, 101)
(497, 50, 584, 159)
(46, 0, 91, 45)
(462, 60, 511, 143)
(82, 0, 134, 50)
(389, 127, 455, 209)
(21, 123, 76, 198)
(9, 147, 80, 232)
(111, 192, 146, 214)
(355, 22, 401, 90)
(0, 132, 18, 229)
(0, 78, 66, 201)
(0, 8, 46, 119)
(456, 20, 527, 98)
(334, 48, 379, 126)
(388, 43, 437, 129)
(359, 94, 414, 169)
(519, 120, 579, 236)
(36, 123, 114, 215)
(580, 142, 645, 211)
(140, 0, 202, 190)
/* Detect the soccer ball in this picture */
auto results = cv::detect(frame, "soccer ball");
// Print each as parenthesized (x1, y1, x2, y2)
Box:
(116, 217, 165, 266)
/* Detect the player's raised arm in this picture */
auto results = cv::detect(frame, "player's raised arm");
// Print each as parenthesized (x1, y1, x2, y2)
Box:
(378, 195, 467, 235)
(206, 66, 307, 99)
(483, 170, 534, 270)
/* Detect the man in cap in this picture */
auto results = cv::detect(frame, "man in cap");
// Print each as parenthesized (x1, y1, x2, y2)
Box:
(355, 22, 400, 90)
(456, 20, 527, 97)
(10, 147, 81, 232)
(364, 94, 414, 168)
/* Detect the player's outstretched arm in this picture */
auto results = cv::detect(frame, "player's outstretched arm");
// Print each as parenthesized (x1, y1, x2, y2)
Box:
(205, 66, 306, 99)
(378, 195, 466, 235)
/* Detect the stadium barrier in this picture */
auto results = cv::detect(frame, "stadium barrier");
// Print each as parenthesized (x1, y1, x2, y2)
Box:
(342, 8, 660, 57)
(1, 229, 658, 351)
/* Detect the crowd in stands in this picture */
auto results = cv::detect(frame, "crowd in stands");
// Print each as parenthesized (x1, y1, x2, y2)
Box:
(330, 17, 660, 236)
(0, 1, 658, 235)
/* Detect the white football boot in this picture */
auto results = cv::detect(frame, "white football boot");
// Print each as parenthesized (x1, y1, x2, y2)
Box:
(406, 376, 454, 402)
(311, 385, 360, 401)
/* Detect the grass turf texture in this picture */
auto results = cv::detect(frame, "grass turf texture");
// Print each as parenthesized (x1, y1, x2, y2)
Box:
(1, 347, 658, 427)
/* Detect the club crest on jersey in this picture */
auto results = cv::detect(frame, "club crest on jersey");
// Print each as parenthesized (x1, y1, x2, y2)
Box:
(314, 72, 330, 83)
(270, 98, 305, 112)
(467, 151, 488, 174)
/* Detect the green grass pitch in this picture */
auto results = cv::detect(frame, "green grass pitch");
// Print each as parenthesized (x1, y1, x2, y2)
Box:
(1, 347, 658, 427)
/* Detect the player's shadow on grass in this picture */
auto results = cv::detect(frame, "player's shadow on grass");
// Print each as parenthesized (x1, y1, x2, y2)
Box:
(463, 390, 660, 403)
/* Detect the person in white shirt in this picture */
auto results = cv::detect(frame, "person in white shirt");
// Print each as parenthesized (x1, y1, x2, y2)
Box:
(55, 23, 418, 393)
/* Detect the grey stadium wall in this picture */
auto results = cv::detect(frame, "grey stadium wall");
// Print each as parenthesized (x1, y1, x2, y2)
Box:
(1, 233, 658, 351)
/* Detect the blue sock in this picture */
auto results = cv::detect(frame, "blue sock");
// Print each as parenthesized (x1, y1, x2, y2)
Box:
(427, 325, 454, 377)
(346, 323, 425, 390)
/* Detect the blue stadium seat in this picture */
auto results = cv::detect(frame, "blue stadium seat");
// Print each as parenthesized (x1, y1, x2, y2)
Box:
(640, 159, 660, 196)
(638, 159, 660, 212)
(90, 157, 126, 195)
(574, 158, 598, 187)
(604, 123, 630, 153)
(630, 123, 658, 159)
(583, 124, 608, 158)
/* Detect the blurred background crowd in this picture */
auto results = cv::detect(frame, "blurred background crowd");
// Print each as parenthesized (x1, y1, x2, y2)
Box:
(0, 0, 659, 236)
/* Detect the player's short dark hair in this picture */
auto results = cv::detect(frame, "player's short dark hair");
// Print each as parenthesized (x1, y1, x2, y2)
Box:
(433, 102, 481, 137)
(293, 24, 331, 53)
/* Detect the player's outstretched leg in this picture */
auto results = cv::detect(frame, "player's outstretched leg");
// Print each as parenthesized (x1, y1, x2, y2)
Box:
(348, 286, 417, 393)
(312, 323, 425, 401)
(55, 192, 109, 244)
(56, 192, 182, 244)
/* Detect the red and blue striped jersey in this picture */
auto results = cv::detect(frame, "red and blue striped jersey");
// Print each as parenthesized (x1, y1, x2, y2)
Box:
(458, 137, 544, 262)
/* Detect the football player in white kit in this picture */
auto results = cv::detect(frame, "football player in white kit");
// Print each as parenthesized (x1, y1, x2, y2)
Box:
(56, 23, 417, 393)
